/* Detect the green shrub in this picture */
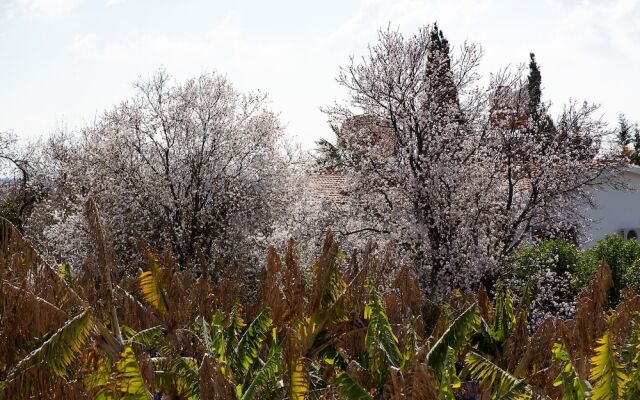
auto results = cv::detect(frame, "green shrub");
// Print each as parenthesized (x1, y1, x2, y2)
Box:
(0, 200, 22, 230)
(576, 234, 640, 305)
(508, 239, 580, 326)
(510, 238, 579, 279)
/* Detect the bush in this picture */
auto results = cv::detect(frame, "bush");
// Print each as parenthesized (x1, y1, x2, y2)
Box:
(510, 238, 579, 279)
(507, 236, 640, 323)
(507, 239, 580, 327)
(576, 234, 640, 305)
(0, 200, 22, 230)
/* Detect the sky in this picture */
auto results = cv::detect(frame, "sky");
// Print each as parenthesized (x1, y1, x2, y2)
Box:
(0, 0, 639, 149)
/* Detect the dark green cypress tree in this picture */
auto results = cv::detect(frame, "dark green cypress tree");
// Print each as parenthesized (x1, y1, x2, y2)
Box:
(527, 53, 542, 121)
(425, 23, 463, 135)
(525, 53, 559, 151)
(632, 125, 640, 165)
(427, 23, 458, 107)
(428, 23, 452, 68)
(617, 113, 632, 150)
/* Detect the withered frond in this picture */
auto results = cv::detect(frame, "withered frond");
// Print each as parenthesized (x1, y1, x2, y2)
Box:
(199, 353, 236, 400)
(476, 284, 493, 325)
(515, 317, 570, 390)
(308, 231, 342, 314)
(571, 261, 613, 375)
(408, 363, 438, 400)
(261, 246, 290, 327)
(2, 309, 94, 391)
(503, 310, 530, 373)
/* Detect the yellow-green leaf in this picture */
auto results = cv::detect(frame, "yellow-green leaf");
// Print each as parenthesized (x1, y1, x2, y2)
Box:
(589, 330, 628, 400)
(138, 256, 169, 313)
(115, 346, 151, 399)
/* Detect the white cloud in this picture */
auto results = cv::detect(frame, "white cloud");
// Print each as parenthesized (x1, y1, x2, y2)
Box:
(66, 21, 323, 144)
(105, 0, 127, 6)
(49, 0, 640, 146)
(530, 0, 640, 120)
(70, 33, 99, 56)
(16, 0, 82, 16)
(0, 2, 16, 19)
(560, 0, 640, 60)
(318, 0, 492, 51)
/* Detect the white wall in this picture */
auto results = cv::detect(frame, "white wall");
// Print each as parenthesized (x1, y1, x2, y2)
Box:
(581, 167, 640, 247)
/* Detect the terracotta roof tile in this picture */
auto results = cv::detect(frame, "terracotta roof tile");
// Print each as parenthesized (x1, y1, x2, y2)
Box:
(305, 172, 349, 201)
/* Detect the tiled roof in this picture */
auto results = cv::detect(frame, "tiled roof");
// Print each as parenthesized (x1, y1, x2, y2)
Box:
(305, 172, 349, 201)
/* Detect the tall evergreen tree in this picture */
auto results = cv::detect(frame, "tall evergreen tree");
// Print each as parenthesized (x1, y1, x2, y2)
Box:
(426, 23, 462, 121)
(525, 53, 561, 152)
(617, 114, 632, 156)
(527, 53, 542, 121)
(632, 125, 640, 165)
(427, 23, 453, 78)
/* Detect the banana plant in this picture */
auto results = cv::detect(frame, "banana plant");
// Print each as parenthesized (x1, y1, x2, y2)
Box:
(0, 205, 134, 397)
(286, 237, 350, 399)
(473, 285, 520, 359)
(589, 328, 628, 400)
(551, 342, 591, 400)
(194, 307, 282, 400)
(437, 347, 461, 400)
(363, 286, 402, 386)
(464, 351, 532, 400)
(550, 304, 640, 400)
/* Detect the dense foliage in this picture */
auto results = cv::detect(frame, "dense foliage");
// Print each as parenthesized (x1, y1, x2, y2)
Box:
(507, 239, 581, 327)
(322, 24, 619, 298)
(3, 71, 300, 269)
(506, 237, 640, 328)
(576, 235, 640, 306)
(2, 208, 640, 399)
(616, 114, 640, 165)
(0, 21, 638, 400)
(0, 22, 627, 301)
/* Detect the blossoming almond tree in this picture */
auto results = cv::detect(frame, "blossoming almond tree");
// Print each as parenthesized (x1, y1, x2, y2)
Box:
(325, 24, 620, 298)
(26, 70, 299, 267)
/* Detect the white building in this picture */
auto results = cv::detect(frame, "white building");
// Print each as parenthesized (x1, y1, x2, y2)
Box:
(306, 165, 640, 248)
(581, 165, 640, 247)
